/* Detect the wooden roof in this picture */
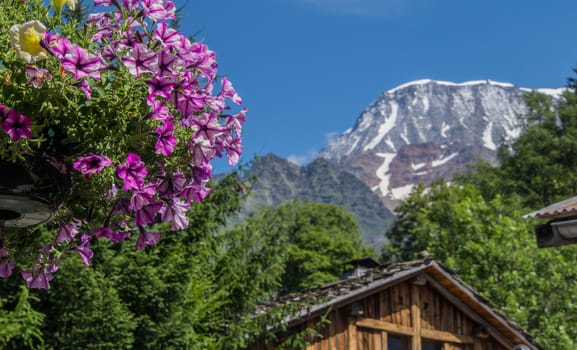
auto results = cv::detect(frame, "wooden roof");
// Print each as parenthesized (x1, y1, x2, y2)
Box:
(255, 258, 542, 350)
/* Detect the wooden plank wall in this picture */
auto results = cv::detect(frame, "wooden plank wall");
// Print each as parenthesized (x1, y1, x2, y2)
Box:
(262, 280, 514, 350)
(380, 283, 413, 328)
(420, 282, 474, 336)
(304, 309, 350, 350)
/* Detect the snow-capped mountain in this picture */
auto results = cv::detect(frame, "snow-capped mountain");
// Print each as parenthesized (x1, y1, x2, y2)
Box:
(319, 79, 564, 211)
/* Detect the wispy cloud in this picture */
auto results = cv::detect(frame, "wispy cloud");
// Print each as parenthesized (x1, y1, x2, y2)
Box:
(287, 149, 318, 166)
(286, 131, 341, 166)
(291, 0, 414, 17)
(287, 154, 311, 166)
(325, 131, 340, 144)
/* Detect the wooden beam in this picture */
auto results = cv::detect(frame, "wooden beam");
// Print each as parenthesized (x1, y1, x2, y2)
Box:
(420, 328, 475, 344)
(348, 317, 358, 349)
(356, 318, 414, 336)
(382, 331, 388, 350)
(411, 285, 421, 350)
(426, 263, 520, 349)
(474, 338, 483, 350)
(356, 317, 476, 345)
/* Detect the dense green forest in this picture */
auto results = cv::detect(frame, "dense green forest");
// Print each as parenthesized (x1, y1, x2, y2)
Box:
(382, 77, 577, 349)
(0, 173, 372, 349)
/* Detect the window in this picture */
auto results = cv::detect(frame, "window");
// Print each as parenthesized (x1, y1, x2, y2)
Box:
(387, 334, 410, 350)
(422, 340, 443, 350)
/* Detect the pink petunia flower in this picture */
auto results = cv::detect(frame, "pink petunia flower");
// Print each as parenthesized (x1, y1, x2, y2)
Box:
(153, 22, 181, 48)
(156, 171, 186, 197)
(61, 45, 102, 80)
(1, 108, 32, 141)
(117, 153, 147, 191)
(0, 260, 16, 278)
(0, 249, 16, 278)
(55, 223, 79, 243)
(154, 120, 176, 156)
(76, 80, 93, 100)
(155, 49, 179, 78)
(94, 0, 113, 6)
(226, 135, 243, 166)
(146, 96, 172, 120)
(142, 0, 176, 21)
(121, 43, 159, 78)
(220, 77, 242, 105)
(76, 234, 93, 267)
(129, 184, 163, 225)
(160, 197, 189, 230)
(135, 225, 161, 251)
(92, 226, 131, 244)
(73, 153, 112, 178)
(122, 0, 139, 11)
(182, 183, 211, 203)
(187, 112, 224, 145)
(21, 270, 54, 290)
(25, 66, 52, 88)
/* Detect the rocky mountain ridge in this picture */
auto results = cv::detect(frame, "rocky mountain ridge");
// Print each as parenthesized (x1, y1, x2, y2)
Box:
(241, 153, 395, 249)
(319, 79, 565, 210)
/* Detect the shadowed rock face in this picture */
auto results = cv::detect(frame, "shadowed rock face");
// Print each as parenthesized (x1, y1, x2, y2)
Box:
(319, 79, 563, 211)
(241, 153, 396, 250)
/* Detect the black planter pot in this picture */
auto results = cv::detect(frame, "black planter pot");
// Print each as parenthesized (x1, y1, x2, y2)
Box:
(0, 155, 70, 228)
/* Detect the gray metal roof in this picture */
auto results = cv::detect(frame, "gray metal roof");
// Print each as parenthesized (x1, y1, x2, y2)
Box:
(524, 195, 577, 220)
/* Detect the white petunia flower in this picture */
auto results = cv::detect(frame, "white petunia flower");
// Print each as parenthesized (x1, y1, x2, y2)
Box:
(10, 21, 48, 63)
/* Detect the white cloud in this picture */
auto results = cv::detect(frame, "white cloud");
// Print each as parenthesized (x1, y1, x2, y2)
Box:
(287, 149, 319, 166)
(287, 154, 310, 166)
(325, 130, 340, 144)
(286, 131, 342, 166)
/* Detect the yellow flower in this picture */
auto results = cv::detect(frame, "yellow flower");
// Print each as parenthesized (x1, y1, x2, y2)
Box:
(10, 21, 48, 63)
(52, 0, 77, 11)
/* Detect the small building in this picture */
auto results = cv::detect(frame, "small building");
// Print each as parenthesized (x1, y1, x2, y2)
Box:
(340, 256, 381, 279)
(524, 194, 577, 247)
(255, 258, 540, 350)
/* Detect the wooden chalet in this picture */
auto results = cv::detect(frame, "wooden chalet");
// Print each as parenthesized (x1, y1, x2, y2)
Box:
(255, 258, 541, 350)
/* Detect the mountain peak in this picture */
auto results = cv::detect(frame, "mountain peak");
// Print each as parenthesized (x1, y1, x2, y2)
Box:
(319, 79, 561, 211)
(385, 79, 516, 95)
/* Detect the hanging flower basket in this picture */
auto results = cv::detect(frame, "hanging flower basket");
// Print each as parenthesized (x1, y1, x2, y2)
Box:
(0, 0, 246, 289)
(0, 154, 70, 228)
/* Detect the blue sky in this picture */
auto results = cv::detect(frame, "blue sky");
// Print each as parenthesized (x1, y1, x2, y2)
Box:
(177, 0, 577, 172)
